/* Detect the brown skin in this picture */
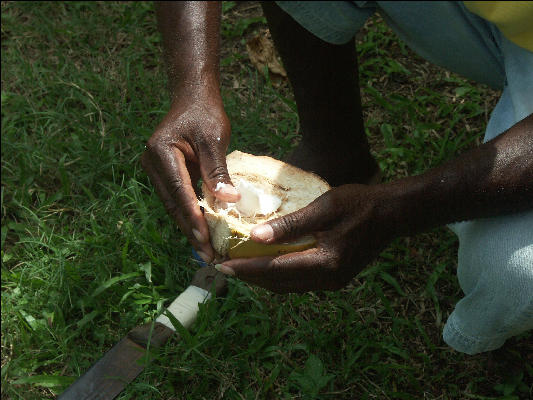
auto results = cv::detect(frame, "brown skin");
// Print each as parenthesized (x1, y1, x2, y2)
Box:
(260, 1, 380, 186)
(144, 2, 533, 292)
(141, 2, 239, 263)
(220, 114, 533, 293)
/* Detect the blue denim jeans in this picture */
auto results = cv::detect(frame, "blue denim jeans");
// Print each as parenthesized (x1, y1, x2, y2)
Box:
(276, 1, 533, 354)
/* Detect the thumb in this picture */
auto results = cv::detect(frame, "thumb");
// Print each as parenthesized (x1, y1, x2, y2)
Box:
(197, 143, 240, 203)
(251, 194, 334, 244)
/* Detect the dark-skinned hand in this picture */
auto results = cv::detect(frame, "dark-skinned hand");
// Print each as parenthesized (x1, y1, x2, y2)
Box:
(216, 184, 395, 293)
(141, 88, 240, 264)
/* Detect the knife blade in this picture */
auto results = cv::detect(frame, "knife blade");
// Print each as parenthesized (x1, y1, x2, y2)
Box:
(57, 265, 227, 400)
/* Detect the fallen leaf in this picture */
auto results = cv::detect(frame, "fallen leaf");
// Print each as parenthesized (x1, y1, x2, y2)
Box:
(246, 29, 287, 86)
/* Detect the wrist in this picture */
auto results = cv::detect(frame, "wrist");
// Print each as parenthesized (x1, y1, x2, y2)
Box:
(170, 73, 222, 103)
(376, 166, 474, 238)
(372, 115, 533, 239)
(374, 174, 439, 239)
(168, 81, 225, 119)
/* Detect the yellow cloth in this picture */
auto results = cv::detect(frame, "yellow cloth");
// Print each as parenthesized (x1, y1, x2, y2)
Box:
(464, 1, 533, 52)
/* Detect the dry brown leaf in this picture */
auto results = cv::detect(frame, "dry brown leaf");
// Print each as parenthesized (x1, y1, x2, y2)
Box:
(246, 29, 287, 86)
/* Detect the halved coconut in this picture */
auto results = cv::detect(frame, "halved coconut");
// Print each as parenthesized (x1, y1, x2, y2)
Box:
(199, 151, 330, 259)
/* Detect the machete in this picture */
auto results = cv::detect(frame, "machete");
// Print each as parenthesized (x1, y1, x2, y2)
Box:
(58, 264, 227, 400)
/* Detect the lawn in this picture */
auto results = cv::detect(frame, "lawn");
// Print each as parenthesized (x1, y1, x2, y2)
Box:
(1, 2, 532, 399)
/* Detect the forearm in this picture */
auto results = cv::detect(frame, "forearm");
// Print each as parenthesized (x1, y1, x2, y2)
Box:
(155, 1, 222, 100)
(380, 113, 533, 236)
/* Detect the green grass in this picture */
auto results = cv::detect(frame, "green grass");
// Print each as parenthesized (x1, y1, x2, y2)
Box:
(1, 2, 532, 399)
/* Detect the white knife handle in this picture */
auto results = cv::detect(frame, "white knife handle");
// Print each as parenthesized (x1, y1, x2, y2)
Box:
(155, 285, 211, 331)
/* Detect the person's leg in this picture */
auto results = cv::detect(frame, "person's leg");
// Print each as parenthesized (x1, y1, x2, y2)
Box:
(444, 32, 533, 354)
(261, 2, 380, 187)
(375, 3, 533, 353)
(445, 210, 533, 354)
(268, 1, 533, 353)
(375, 1, 505, 89)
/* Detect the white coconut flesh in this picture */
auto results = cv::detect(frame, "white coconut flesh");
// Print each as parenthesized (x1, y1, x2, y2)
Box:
(215, 178, 282, 218)
(199, 151, 331, 257)
(235, 179, 281, 217)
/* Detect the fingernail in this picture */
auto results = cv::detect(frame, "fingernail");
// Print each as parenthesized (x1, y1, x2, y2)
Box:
(197, 251, 211, 263)
(192, 228, 206, 243)
(251, 224, 274, 241)
(215, 183, 240, 201)
(215, 264, 235, 276)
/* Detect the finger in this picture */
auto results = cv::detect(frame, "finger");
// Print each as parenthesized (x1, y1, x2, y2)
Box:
(223, 248, 344, 293)
(250, 193, 338, 244)
(142, 150, 214, 262)
(242, 275, 343, 294)
(185, 158, 202, 198)
(241, 275, 317, 294)
(222, 247, 330, 281)
(196, 140, 240, 203)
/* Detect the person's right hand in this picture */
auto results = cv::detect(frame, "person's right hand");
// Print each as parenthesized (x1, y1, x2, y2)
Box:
(141, 89, 240, 263)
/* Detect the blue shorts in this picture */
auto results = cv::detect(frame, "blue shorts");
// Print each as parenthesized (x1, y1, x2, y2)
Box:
(276, 1, 533, 354)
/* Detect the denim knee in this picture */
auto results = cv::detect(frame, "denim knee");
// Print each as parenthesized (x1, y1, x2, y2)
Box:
(445, 211, 533, 354)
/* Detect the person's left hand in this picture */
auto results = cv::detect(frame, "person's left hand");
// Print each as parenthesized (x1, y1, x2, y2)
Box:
(216, 184, 397, 293)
